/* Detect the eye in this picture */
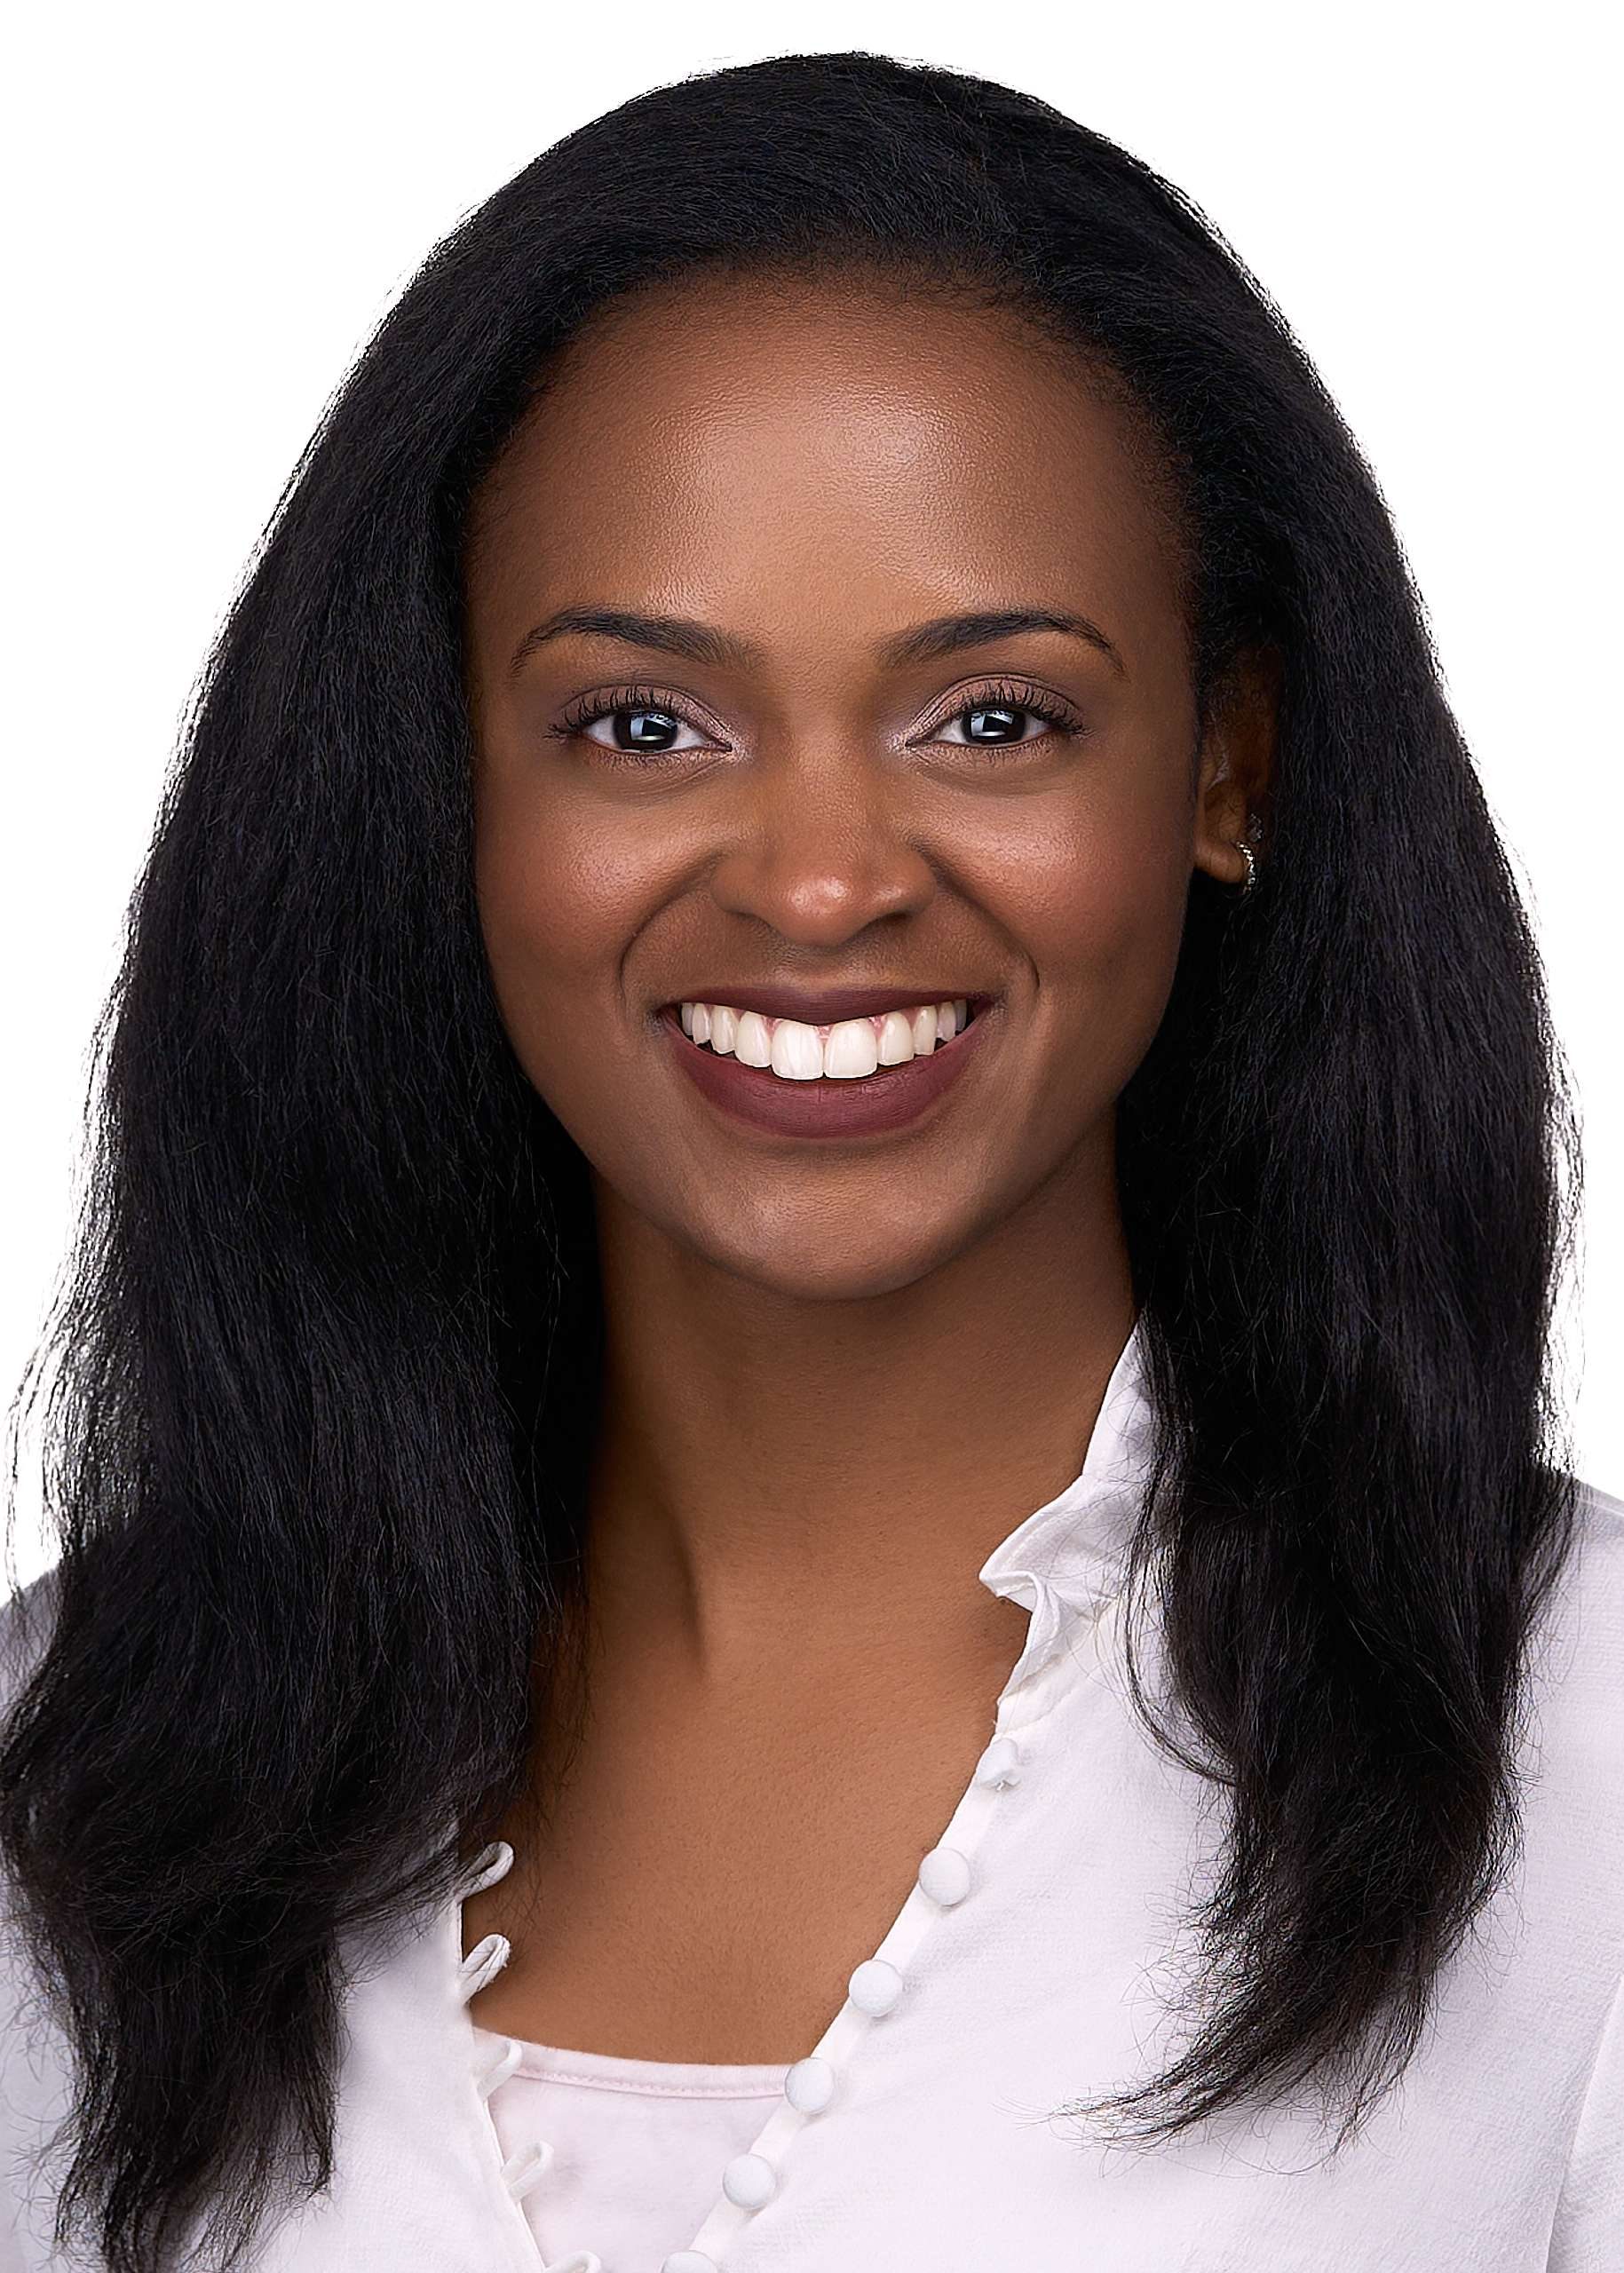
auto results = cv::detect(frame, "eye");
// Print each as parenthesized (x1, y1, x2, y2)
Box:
(923, 677, 1085, 751)
(550, 683, 720, 763)
(548, 674, 1087, 766)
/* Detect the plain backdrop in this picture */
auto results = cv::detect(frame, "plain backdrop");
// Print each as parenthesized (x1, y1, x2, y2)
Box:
(3, 3, 1618, 1592)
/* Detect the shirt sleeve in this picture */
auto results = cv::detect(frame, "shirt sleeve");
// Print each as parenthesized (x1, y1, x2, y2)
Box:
(1549, 1968, 1624, 2270)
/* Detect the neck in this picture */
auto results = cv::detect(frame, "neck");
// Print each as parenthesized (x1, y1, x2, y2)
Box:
(578, 1141, 1137, 1677)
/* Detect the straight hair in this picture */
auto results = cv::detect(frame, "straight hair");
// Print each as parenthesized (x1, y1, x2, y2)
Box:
(1, 49, 1581, 2272)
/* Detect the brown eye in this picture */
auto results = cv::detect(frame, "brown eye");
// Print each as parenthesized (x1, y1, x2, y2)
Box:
(551, 684, 719, 763)
(924, 679, 1085, 751)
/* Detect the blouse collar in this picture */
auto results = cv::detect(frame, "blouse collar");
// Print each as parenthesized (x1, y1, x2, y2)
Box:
(976, 1313, 1156, 1690)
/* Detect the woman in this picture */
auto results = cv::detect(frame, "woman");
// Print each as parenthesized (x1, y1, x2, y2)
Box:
(1, 45, 1618, 2273)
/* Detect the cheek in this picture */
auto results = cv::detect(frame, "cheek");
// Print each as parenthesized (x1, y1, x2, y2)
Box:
(471, 781, 642, 1100)
(1073, 861, 1188, 1085)
(986, 802, 1192, 1101)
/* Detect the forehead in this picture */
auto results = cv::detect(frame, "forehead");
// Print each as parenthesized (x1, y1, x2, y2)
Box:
(463, 269, 1188, 676)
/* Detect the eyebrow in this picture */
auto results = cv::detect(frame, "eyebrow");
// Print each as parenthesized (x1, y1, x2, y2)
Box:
(508, 603, 1127, 680)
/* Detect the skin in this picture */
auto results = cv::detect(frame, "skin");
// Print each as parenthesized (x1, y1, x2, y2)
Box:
(458, 266, 1276, 2060)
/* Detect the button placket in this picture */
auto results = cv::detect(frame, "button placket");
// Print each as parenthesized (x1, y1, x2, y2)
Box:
(677, 1622, 1071, 2269)
(451, 1586, 1102, 2273)
(455, 1841, 566, 2231)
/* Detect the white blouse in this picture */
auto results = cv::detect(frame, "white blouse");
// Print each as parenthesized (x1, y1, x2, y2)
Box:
(3, 1318, 1622, 2270)
(469, 2022, 788, 2267)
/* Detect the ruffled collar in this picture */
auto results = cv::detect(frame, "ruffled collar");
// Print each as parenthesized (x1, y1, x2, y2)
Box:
(976, 1313, 1156, 1688)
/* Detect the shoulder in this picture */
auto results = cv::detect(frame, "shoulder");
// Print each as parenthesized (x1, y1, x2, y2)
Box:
(1569, 1473, 1624, 1569)
(1515, 1478, 1624, 1923)
(0, 1564, 79, 2239)
(1527, 1477, 1624, 1715)
(1531, 1485, 1624, 2255)
(0, 1561, 61, 1723)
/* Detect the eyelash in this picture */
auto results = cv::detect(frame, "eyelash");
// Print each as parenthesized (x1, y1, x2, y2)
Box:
(547, 677, 1086, 766)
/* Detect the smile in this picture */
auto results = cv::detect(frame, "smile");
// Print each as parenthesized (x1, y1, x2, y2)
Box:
(677, 996, 978, 1081)
(658, 994, 993, 1142)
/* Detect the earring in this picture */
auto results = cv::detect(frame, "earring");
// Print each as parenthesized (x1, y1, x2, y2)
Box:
(1237, 813, 1264, 891)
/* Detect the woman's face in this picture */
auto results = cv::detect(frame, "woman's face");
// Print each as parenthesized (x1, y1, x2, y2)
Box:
(463, 268, 1270, 1301)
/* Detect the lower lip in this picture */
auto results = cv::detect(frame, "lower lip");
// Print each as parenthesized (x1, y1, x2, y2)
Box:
(658, 1004, 992, 1140)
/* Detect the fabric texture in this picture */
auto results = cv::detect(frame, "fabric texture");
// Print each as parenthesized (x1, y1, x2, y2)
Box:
(471, 2026, 788, 2268)
(2, 1317, 1621, 2270)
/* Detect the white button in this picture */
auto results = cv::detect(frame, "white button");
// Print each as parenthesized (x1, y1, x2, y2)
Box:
(916, 1842, 971, 1905)
(847, 1956, 904, 2016)
(462, 1837, 515, 1896)
(473, 2034, 522, 2099)
(974, 1735, 1023, 1786)
(456, 1932, 511, 2002)
(661, 2255, 719, 2272)
(499, 2137, 553, 2200)
(722, 2150, 777, 2208)
(543, 2255, 603, 2273)
(784, 2054, 836, 2113)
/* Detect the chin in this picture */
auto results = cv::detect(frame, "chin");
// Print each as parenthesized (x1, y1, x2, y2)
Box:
(700, 1211, 971, 1306)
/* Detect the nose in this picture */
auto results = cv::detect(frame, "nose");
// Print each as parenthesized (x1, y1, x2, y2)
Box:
(704, 741, 937, 949)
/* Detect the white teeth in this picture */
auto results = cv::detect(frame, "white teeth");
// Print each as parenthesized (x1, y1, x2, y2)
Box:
(825, 1018, 880, 1080)
(770, 1019, 826, 1081)
(675, 998, 978, 1081)
(734, 1010, 772, 1067)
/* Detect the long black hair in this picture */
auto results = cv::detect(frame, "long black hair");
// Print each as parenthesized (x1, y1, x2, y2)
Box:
(0, 47, 1583, 2273)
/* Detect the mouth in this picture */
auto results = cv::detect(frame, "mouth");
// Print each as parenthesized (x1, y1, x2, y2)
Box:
(656, 993, 994, 1142)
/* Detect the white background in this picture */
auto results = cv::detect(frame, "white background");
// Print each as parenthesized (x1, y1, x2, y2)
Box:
(3, 4, 1617, 1590)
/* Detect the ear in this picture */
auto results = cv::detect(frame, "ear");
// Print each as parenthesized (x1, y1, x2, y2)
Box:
(1192, 645, 1281, 888)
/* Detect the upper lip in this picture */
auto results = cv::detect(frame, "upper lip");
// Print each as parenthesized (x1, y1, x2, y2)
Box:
(664, 985, 991, 1024)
